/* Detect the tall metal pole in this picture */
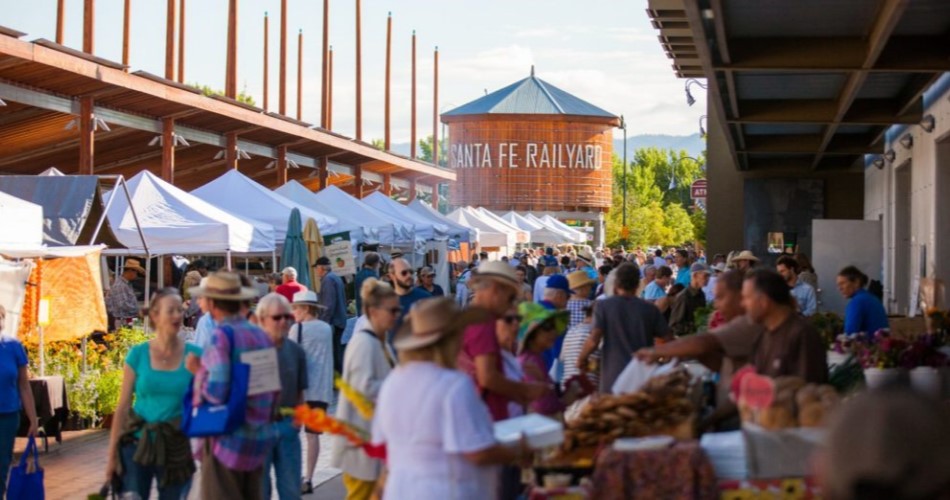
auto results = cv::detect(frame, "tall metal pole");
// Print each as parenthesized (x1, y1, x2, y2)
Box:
(321, 0, 329, 128)
(56, 0, 66, 45)
(411, 30, 417, 159)
(263, 12, 269, 111)
(621, 115, 627, 228)
(433, 46, 439, 167)
(121, 0, 130, 66)
(165, 0, 176, 80)
(178, 0, 186, 82)
(355, 0, 362, 140)
(384, 12, 392, 149)
(279, 0, 288, 115)
(297, 29, 303, 121)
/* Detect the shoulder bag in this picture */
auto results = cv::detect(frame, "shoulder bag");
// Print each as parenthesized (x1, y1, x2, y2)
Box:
(180, 325, 250, 437)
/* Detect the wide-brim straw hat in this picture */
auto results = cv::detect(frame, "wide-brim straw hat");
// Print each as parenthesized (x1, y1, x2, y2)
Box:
(731, 250, 760, 263)
(188, 271, 259, 301)
(123, 258, 146, 275)
(469, 261, 521, 295)
(576, 249, 594, 264)
(567, 270, 596, 291)
(292, 290, 326, 309)
(516, 302, 569, 354)
(393, 297, 488, 351)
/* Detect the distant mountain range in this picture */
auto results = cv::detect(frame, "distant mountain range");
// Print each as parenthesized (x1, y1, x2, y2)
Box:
(613, 133, 706, 159)
(389, 133, 706, 160)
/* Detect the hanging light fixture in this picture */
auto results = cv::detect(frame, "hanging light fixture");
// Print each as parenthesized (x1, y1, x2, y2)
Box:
(699, 115, 708, 137)
(872, 156, 885, 170)
(899, 134, 913, 150)
(684, 79, 708, 107)
(920, 115, 935, 133)
(883, 149, 896, 163)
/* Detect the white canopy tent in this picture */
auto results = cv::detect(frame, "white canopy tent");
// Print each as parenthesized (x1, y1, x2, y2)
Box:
(0, 191, 43, 251)
(463, 207, 527, 246)
(275, 180, 379, 245)
(310, 185, 413, 246)
(361, 192, 446, 241)
(500, 211, 575, 245)
(407, 200, 476, 243)
(526, 213, 587, 243)
(106, 171, 275, 255)
(472, 208, 530, 244)
(446, 208, 513, 249)
(192, 170, 340, 244)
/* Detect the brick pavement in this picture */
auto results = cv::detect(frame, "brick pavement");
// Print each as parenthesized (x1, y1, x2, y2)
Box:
(14, 430, 343, 499)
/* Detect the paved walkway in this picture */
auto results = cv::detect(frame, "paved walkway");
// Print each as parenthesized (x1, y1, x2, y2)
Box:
(14, 430, 344, 499)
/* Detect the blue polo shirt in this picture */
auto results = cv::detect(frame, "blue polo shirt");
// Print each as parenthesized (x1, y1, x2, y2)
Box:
(0, 337, 27, 413)
(844, 288, 889, 336)
(675, 267, 691, 287)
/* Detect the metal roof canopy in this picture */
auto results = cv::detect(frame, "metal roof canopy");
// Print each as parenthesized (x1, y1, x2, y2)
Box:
(647, 0, 950, 172)
(443, 68, 619, 123)
(0, 32, 455, 189)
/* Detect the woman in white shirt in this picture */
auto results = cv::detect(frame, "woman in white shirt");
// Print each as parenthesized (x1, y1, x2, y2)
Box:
(372, 298, 530, 500)
(290, 291, 335, 494)
(332, 278, 399, 499)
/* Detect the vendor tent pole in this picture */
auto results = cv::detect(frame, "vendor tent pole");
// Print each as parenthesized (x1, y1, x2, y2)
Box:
(272, 250, 277, 272)
(244, 258, 249, 274)
(226, 250, 233, 271)
(144, 257, 151, 327)
(157, 256, 164, 288)
(39, 325, 45, 376)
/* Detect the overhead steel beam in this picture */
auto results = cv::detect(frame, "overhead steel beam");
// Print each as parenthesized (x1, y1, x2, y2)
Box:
(811, 0, 909, 169)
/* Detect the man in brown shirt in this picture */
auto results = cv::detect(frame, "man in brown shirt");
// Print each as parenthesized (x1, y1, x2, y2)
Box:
(742, 269, 827, 383)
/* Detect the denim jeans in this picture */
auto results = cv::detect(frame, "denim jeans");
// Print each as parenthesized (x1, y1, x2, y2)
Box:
(0, 411, 19, 499)
(121, 442, 192, 500)
(262, 418, 302, 500)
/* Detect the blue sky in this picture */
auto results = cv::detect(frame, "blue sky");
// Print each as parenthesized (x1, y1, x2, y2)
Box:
(8, 0, 707, 141)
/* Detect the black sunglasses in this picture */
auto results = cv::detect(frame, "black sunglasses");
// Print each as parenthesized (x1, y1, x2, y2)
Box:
(269, 314, 294, 322)
(399, 270, 414, 277)
(502, 314, 522, 325)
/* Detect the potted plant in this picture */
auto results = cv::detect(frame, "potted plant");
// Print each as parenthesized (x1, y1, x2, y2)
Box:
(840, 330, 908, 389)
(96, 368, 124, 428)
(900, 333, 948, 397)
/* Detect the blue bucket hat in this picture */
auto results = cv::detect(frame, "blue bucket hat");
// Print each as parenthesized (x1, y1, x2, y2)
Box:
(545, 274, 574, 295)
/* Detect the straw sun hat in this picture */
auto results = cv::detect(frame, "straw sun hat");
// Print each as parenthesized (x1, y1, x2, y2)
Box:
(393, 297, 487, 351)
(470, 261, 522, 295)
(122, 258, 146, 274)
(567, 270, 596, 291)
(731, 250, 760, 263)
(187, 271, 259, 301)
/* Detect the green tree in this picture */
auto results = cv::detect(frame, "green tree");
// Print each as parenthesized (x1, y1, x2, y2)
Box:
(418, 135, 447, 167)
(605, 147, 702, 248)
(664, 203, 694, 246)
(189, 83, 256, 106)
(370, 139, 386, 151)
(690, 209, 707, 248)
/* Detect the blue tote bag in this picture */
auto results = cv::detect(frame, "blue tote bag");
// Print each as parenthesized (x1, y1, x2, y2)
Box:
(181, 326, 250, 437)
(7, 435, 43, 500)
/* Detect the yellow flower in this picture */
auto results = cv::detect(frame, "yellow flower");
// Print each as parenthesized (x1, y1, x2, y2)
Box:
(781, 479, 806, 500)
(335, 375, 375, 420)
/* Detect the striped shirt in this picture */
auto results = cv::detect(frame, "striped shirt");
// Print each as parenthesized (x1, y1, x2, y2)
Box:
(559, 322, 600, 390)
(197, 317, 279, 471)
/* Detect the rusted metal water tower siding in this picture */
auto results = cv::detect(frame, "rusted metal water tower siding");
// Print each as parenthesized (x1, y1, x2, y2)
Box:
(445, 114, 615, 213)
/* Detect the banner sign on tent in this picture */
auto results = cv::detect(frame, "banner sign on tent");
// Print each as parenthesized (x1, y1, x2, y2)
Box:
(322, 232, 357, 276)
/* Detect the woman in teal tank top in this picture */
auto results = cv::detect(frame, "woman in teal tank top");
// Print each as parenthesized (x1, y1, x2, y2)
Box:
(106, 288, 201, 499)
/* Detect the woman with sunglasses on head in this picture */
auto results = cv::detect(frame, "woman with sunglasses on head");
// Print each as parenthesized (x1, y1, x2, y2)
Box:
(332, 278, 400, 499)
(290, 290, 335, 495)
(257, 293, 308, 500)
(106, 288, 200, 499)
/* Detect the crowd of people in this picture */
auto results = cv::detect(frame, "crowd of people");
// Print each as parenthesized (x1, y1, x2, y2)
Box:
(76, 242, 923, 499)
